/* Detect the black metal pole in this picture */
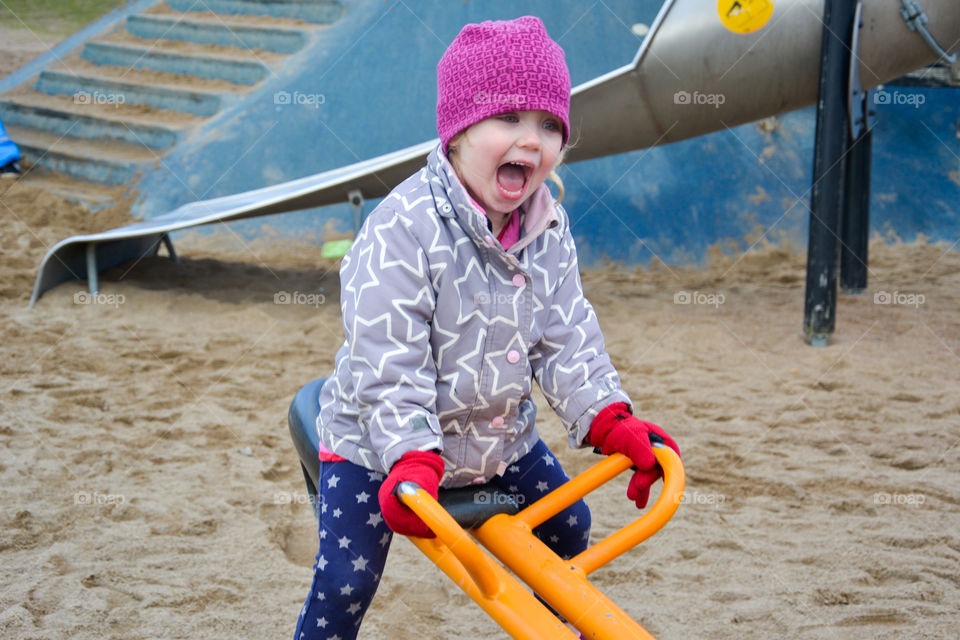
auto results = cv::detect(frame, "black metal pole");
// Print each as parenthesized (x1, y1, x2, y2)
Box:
(803, 0, 857, 346)
(839, 127, 872, 293)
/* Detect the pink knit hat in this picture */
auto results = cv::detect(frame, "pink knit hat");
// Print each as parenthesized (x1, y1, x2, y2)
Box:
(437, 16, 571, 151)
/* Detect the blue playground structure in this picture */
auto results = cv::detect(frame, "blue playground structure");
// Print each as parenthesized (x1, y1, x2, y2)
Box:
(2, 0, 956, 341)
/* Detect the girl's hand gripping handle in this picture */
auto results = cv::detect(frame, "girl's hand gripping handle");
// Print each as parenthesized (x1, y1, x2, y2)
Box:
(378, 450, 445, 538)
(587, 403, 680, 509)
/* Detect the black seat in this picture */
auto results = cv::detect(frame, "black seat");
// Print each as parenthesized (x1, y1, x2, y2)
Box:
(287, 378, 521, 528)
(287, 377, 327, 499)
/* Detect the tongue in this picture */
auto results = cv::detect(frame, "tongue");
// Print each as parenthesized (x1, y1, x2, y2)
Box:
(496, 164, 525, 193)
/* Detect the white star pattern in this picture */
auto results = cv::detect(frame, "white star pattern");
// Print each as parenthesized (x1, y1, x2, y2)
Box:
(536, 481, 549, 492)
(352, 556, 369, 572)
(317, 555, 328, 571)
(316, 617, 327, 628)
(366, 512, 384, 527)
(327, 475, 340, 489)
(378, 533, 391, 547)
(566, 515, 578, 527)
(312, 145, 630, 504)
(338, 536, 351, 549)
(346, 602, 362, 615)
(340, 584, 354, 596)
(333, 508, 342, 518)
(541, 454, 555, 467)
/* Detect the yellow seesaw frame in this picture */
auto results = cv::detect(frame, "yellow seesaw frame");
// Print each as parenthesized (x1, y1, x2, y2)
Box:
(397, 445, 685, 640)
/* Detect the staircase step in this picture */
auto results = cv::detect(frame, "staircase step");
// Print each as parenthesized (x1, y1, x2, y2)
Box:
(7, 125, 154, 186)
(35, 70, 223, 117)
(125, 14, 307, 54)
(53, 57, 248, 94)
(80, 41, 269, 85)
(0, 95, 184, 150)
(165, 0, 342, 24)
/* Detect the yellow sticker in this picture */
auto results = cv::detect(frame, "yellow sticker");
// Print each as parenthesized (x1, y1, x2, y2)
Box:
(718, 0, 774, 34)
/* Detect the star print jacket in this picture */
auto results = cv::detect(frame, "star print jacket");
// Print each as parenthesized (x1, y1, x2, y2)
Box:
(316, 144, 631, 487)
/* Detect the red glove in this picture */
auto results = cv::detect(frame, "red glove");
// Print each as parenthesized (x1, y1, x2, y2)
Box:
(587, 403, 680, 509)
(377, 450, 445, 538)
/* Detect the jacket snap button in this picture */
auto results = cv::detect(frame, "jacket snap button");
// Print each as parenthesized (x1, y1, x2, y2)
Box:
(491, 416, 505, 427)
(512, 274, 525, 287)
(506, 350, 520, 364)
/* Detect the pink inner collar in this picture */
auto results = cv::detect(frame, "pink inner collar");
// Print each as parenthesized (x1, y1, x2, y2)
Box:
(497, 209, 521, 250)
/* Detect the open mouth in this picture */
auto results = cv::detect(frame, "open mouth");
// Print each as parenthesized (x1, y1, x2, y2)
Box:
(495, 161, 533, 200)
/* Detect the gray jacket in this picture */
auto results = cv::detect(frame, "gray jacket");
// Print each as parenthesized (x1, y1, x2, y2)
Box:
(317, 144, 631, 487)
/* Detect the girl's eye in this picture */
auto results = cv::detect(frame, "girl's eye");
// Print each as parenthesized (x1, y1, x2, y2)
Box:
(543, 119, 561, 132)
(499, 113, 519, 123)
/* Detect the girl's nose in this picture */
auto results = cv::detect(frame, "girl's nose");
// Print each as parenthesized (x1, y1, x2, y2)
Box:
(517, 124, 541, 150)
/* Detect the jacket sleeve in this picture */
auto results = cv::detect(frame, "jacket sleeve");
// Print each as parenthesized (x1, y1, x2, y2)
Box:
(529, 217, 632, 448)
(339, 204, 444, 471)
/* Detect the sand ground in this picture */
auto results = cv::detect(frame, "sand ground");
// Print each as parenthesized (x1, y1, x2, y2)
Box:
(2, 171, 959, 639)
(2, 15, 959, 638)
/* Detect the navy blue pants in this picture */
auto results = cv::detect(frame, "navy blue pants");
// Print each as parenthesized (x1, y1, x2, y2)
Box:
(294, 439, 591, 640)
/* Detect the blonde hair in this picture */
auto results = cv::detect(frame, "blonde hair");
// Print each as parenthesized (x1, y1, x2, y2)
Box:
(447, 132, 567, 206)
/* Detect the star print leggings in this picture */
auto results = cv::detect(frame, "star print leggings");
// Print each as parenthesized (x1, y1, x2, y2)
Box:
(293, 439, 591, 640)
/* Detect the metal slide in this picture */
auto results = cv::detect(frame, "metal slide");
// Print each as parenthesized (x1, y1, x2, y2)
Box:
(30, 0, 960, 305)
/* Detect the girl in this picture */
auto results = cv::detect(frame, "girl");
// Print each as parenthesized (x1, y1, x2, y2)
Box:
(294, 16, 680, 640)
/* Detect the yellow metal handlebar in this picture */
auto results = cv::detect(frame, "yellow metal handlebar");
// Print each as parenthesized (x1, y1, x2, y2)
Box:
(571, 445, 685, 574)
(398, 447, 684, 640)
(399, 445, 685, 587)
(396, 482, 506, 598)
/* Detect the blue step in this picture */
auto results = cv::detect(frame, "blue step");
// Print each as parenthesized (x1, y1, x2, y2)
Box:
(8, 126, 147, 186)
(125, 14, 308, 54)
(34, 70, 223, 117)
(165, 0, 342, 23)
(0, 99, 180, 150)
(81, 41, 268, 86)
(20, 143, 139, 185)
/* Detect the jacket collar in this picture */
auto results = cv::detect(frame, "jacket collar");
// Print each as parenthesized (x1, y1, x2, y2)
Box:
(427, 144, 559, 252)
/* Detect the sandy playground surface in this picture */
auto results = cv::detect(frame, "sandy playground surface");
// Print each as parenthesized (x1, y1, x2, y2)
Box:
(1, 170, 959, 640)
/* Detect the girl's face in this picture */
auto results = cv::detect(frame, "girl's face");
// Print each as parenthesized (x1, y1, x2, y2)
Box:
(450, 110, 563, 217)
